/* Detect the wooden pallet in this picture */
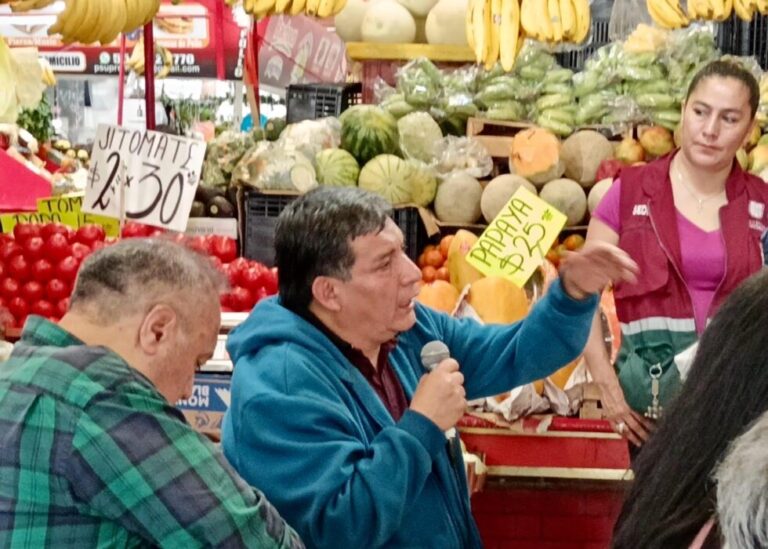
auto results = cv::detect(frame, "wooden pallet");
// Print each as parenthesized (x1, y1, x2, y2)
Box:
(466, 117, 533, 159)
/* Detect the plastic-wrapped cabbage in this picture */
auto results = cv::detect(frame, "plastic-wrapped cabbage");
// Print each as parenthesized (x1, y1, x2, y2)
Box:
(434, 136, 493, 179)
(278, 117, 341, 163)
(398, 112, 443, 164)
(232, 141, 317, 193)
(396, 57, 442, 107)
(201, 130, 256, 189)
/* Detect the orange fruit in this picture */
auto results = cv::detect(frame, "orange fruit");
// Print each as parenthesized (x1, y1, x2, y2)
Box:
(422, 265, 437, 283)
(424, 249, 444, 269)
(439, 234, 454, 259)
(563, 234, 585, 251)
(436, 266, 450, 282)
(417, 252, 428, 268)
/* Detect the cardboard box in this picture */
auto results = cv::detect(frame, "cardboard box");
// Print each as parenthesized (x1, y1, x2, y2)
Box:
(177, 373, 231, 441)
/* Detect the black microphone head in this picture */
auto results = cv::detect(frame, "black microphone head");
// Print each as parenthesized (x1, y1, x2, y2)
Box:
(420, 340, 450, 371)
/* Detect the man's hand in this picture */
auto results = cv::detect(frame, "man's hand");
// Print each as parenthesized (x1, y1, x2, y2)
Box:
(410, 359, 466, 432)
(559, 241, 639, 300)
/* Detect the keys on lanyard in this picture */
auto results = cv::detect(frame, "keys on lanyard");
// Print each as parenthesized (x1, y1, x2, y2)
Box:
(645, 363, 663, 420)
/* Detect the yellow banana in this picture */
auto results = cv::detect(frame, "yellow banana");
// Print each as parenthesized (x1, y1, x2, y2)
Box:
(559, 0, 576, 40)
(304, 0, 319, 16)
(100, 0, 128, 45)
(647, 0, 689, 28)
(274, 0, 291, 13)
(470, 0, 488, 65)
(570, 0, 589, 43)
(711, 0, 725, 19)
(548, 0, 563, 41)
(317, 0, 335, 17)
(733, 0, 754, 19)
(331, 0, 347, 15)
(499, 0, 520, 71)
(486, 0, 501, 69)
(520, 0, 541, 40)
(756, 0, 767, 14)
(720, 0, 733, 18)
(288, 0, 306, 14)
(466, 0, 476, 50)
(538, 0, 555, 41)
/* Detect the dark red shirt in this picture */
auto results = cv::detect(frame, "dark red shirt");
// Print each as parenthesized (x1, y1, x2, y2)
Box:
(299, 309, 409, 421)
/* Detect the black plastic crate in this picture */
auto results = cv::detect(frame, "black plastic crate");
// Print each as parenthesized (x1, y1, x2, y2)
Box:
(242, 190, 429, 267)
(555, 18, 611, 71)
(286, 83, 362, 124)
(718, 14, 768, 68)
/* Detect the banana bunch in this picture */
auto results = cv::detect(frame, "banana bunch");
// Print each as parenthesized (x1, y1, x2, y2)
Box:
(6, 0, 56, 11)
(517, 0, 590, 46)
(39, 58, 56, 87)
(466, 0, 520, 71)
(757, 75, 768, 128)
(730, 0, 768, 20)
(126, 38, 173, 79)
(47, 0, 161, 45)
(237, 0, 347, 20)
(687, 0, 733, 20)
(646, 0, 689, 28)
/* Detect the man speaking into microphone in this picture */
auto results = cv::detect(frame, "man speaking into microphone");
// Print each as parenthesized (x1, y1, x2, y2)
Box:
(222, 187, 637, 549)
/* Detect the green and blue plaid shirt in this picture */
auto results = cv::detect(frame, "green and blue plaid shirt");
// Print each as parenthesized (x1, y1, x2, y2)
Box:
(0, 316, 303, 549)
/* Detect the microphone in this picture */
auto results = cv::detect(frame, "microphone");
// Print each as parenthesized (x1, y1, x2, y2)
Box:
(420, 340, 458, 440)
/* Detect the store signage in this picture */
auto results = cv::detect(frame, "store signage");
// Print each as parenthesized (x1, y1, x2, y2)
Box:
(83, 124, 206, 233)
(257, 15, 346, 88)
(0, 196, 120, 236)
(465, 187, 566, 288)
(0, 0, 243, 79)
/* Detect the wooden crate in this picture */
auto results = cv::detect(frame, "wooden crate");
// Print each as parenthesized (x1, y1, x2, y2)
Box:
(579, 382, 606, 420)
(466, 117, 533, 159)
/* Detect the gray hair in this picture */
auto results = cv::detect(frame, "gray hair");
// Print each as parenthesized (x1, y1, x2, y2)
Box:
(716, 411, 768, 549)
(274, 187, 393, 311)
(69, 238, 225, 323)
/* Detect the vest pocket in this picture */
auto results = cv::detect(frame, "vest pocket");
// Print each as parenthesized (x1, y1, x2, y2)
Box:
(615, 226, 670, 299)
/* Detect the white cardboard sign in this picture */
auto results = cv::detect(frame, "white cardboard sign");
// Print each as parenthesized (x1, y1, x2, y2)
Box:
(83, 124, 206, 232)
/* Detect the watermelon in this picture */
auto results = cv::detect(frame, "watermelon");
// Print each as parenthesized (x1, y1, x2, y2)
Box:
(407, 160, 437, 207)
(358, 154, 414, 205)
(340, 105, 399, 165)
(315, 148, 360, 187)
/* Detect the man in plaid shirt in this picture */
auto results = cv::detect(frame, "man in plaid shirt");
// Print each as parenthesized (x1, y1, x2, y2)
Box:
(0, 239, 303, 549)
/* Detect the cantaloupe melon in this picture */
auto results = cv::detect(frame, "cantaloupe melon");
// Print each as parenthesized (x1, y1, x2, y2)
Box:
(539, 178, 587, 226)
(480, 174, 536, 223)
(361, 1, 417, 43)
(425, 0, 469, 45)
(587, 177, 613, 214)
(467, 276, 529, 324)
(561, 130, 615, 188)
(434, 172, 483, 224)
(447, 229, 485, 291)
(334, 0, 375, 42)
(509, 127, 565, 186)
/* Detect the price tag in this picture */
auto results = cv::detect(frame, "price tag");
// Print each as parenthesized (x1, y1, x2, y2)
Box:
(465, 187, 566, 288)
(83, 125, 206, 232)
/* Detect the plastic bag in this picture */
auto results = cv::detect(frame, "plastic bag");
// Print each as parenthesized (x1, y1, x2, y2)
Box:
(434, 136, 493, 179)
(609, 0, 653, 42)
(373, 77, 397, 104)
(440, 65, 479, 118)
(277, 117, 341, 165)
(231, 141, 318, 193)
(201, 130, 257, 189)
(396, 57, 443, 108)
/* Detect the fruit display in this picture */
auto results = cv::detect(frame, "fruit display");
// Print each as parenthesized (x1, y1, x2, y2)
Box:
(46, 0, 161, 45)
(340, 105, 400, 165)
(646, 0, 689, 28)
(509, 126, 565, 185)
(0, 221, 277, 330)
(480, 174, 536, 223)
(417, 234, 454, 283)
(126, 37, 174, 79)
(545, 232, 584, 268)
(0, 38, 46, 125)
(228, 0, 348, 20)
(434, 172, 484, 224)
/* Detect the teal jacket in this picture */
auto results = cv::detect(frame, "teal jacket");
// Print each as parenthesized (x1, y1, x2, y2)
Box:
(222, 279, 597, 549)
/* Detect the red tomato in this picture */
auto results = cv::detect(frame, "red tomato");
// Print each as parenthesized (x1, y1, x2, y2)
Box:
(31, 259, 54, 283)
(240, 267, 263, 292)
(220, 263, 240, 288)
(40, 223, 70, 240)
(0, 233, 13, 246)
(257, 268, 279, 295)
(21, 281, 44, 303)
(122, 222, 153, 238)
(44, 233, 71, 262)
(46, 279, 70, 302)
(90, 241, 106, 252)
(210, 236, 238, 264)
(56, 257, 80, 283)
(1, 278, 20, 300)
(13, 223, 41, 243)
(220, 292, 233, 309)
(0, 241, 23, 262)
(21, 236, 45, 261)
(56, 297, 70, 317)
(186, 235, 212, 255)
(229, 286, 254, 312)
(31, 299, 55, 318)
(228, 257, 251, 275)
(74, 224, 106, 246)
(7, 297, 29, 321)
(70, 243, 91, 262)
(147, 229, 166, 238)
(7, 255, 30, 282)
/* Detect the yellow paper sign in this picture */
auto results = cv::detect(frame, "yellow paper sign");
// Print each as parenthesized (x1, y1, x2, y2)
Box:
(465, 187, 567, 288)
(0, 196, 120, 237)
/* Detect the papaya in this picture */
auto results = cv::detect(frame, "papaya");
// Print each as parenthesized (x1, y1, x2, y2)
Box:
(467, 276, 528, 324)
(416, 280, 459, 314)
(446, 229, 484, 292)
(509, 127, 565, 186)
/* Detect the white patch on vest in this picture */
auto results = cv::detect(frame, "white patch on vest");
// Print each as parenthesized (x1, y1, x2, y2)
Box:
(675, 342, 699, 382)
(633, 204, 649, 216)
(749, 200, 765, 219)
(749, 220, 766, 233)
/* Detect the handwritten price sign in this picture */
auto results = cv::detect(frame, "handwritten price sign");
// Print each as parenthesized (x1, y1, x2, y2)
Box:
(83, 125, 206, 233)
(465, 187, 566, 288)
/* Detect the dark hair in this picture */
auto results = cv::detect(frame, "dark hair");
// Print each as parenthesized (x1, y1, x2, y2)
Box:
(686, 60, 760, 117)
(275, 187, 392, 311)
(613, 269, 768, 548)
(70, 238, 225, 322)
